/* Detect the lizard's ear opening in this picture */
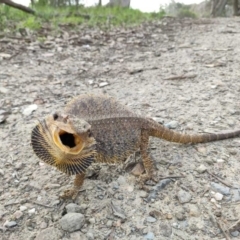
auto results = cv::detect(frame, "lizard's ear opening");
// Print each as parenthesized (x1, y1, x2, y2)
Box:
(53, 128, 85, 155)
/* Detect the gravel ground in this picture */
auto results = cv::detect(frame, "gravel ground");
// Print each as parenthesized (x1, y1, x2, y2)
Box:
(0, 17, 240, 240)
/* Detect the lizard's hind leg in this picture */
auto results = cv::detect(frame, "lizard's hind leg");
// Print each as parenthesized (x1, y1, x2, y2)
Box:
(140, 130, 157, 182)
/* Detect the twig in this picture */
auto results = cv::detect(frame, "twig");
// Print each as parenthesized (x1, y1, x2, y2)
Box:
(200, 187, 210, 197)
(227, 219, 240, 232)
(4, 202, 20, 207)
(164, 74, 197, 80)
(217, 220, 230, 240)
(207, 170, 233, 188)
(210, 213, 230, 240)
(27, 200, 53, 208)
(159, 175, 185, 180)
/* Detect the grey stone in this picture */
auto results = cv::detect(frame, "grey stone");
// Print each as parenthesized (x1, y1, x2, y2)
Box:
(164, 120, 179, 129)
(175, 212, 186, 221)
(210, 182, 230, 195)
(4, 221, 17, 228)
(159, 223, 172, 237)
(232, 189, 240, 202)
(196, 164, 207, 173)
(59, 213, 85, 232)
(144, 232, 155, 240)
(177, 190, 192, 203)
(86, 232, 94, 240)
(230, 231, 239, 237)
(65, 203, 82, 213)
(146, 216, 156, 223)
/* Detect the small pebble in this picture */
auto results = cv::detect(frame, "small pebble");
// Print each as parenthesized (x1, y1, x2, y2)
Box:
(164, 120, 178, 129)
(20, 206, 27, 211)
(4, 220, 17, 228)
(13, 210, 23, 219)
(166, 213, 173, 219)
(89, 218, 95, 224)
(230, 231, 239, 237)
(211, 182, 230, 195)
(175, 212, 185, 221)
(144, 232, 155, 240)
(106, 220, 113, 227)
(86, 232, 94, 240)
(214, 192, 223, 201)
(177, 189, 192, 203)
(99, 82, 109, 88)
(159, 223, 172, 237)
(172, 222, 180, 229)
(65, 203, 82, 213)
(232, 189, 240, 202)
(59, 213, 85, 232)
(188, 204, 200, 217)
(196, 164, 207, 173)
(22, 104, 38, 116)
(28, 208, 36, 215)
(146, 216, 156, 223)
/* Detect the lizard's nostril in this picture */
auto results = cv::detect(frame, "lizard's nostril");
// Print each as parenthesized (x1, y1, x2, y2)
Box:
(53, 113, 58, 120)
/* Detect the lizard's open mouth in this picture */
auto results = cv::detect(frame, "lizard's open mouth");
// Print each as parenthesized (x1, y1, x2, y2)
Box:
(53, 128, 85, 155)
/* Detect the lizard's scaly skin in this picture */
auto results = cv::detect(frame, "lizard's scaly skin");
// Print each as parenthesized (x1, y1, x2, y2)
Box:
(31, 94, 240, 199)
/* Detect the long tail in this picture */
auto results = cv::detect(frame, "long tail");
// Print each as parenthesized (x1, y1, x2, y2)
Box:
(147, 120, 240, 144)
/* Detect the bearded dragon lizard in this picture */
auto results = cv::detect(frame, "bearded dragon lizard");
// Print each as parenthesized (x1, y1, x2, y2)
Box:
(31, 94, 240, 199)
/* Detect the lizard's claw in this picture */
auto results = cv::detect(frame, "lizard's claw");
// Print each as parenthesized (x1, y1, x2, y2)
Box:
(60, 189, 78, 200)
(139, 172, 159, 186)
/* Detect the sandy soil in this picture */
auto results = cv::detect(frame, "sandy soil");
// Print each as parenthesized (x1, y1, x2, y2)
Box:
(0, 17, 240, 240)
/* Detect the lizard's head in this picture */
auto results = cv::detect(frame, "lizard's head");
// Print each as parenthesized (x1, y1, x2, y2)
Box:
(31, 112, 96, 175)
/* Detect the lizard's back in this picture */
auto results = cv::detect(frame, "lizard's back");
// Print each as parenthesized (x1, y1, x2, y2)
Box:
(64, 94, 144, 163)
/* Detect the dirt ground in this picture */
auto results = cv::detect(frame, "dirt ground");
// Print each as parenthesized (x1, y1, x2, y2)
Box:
(0, 17, 240, 240)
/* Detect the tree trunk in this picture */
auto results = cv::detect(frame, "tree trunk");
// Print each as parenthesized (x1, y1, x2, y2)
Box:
(0, 0, 35, 14)
(211, 0, 227, 17)
(107, 0, 130, 8)
(233, 0, 239, 16)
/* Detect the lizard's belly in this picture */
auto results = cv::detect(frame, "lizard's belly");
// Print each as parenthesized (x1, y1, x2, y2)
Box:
(91, 124, 141, 164)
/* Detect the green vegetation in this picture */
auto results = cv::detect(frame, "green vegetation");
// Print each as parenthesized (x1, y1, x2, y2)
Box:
(165, 1, 197, 19)
(0, 4, 166, 32)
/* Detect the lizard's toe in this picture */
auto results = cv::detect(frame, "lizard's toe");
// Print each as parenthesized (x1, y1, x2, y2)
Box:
(60, 189, 78, 200)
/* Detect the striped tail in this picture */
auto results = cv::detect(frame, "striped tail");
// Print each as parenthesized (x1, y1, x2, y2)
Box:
(148, 120, 240, 144)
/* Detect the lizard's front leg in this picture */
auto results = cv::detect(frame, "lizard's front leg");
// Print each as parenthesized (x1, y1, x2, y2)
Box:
(60, 173, 85, 200)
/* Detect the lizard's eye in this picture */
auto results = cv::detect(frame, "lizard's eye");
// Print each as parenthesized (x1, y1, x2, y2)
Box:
(53, 113, 58, 120)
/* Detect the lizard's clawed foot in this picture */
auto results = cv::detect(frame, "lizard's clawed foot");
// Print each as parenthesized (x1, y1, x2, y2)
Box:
(60, 189, 78, 200)
(139, 172, 159, 186)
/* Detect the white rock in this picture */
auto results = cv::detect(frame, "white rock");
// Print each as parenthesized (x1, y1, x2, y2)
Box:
(99, 82, 109, 88)
(0, 87, 9, 94)
(196, 164, 207, 173)
(20, 206, 27, 211)
(214, 192, 223, 201)
(28, 208, 36, 215)
(23, 104, 38, 116)
(210, 198, 216, 203)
